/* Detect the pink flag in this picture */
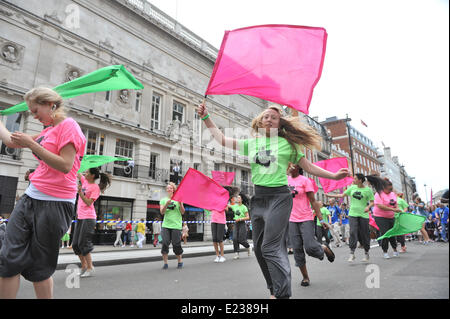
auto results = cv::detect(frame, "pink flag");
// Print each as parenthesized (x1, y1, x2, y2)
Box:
(313, 157, 353, 193)
(369, 213, 379, 231)
(172, 168, 229, 212)
(211, 171, 235, 186)
(205, 25, 328, 114)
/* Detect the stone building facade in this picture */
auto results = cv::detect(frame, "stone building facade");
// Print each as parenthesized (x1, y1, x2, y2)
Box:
(0, 0, 267, 242)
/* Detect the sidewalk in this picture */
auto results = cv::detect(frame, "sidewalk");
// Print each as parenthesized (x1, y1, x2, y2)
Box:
(57, 240, 249, 270)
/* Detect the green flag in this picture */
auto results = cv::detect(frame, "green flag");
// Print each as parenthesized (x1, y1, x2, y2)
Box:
(377, 213, 426, 241)
(0, 65, 144, 116)
(78, 155, 131, 173)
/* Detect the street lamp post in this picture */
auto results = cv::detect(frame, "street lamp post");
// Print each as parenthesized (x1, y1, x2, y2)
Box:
(424, 184, 428, 204)
(345, 114, 355, 176)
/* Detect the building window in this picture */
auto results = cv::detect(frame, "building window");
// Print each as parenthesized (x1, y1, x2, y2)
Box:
(149, 153, 158, 179)
(114, 138, 134, 178)
(226, 166, 237, 185)
(214, 163, 221, 172)
(173, 101, 185, 122)
(151, 93, 162, 130)
(193, 112, 202, 145)
(81, 128, 105, 156)
(135, 92, 142, 112)
(106, 91, 111, 102)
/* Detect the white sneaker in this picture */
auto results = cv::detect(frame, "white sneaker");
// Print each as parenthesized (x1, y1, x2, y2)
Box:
(233, 253, 239, 260)
(80, 268, 95, 278)
(383, 253, 390, 259)
(361, 253, 370, 262)
(393, 251, 399, 257)
(214, 256, 220, 263)
(219, 256, 226, 263)
(348, 253, 355, 262)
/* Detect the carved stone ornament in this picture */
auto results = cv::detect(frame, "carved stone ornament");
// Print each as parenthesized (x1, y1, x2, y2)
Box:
(1, 44, 19, 62)
(65, 66, 83, 82)
(0, 39, 24, 69)
(119, 89, 129, 104)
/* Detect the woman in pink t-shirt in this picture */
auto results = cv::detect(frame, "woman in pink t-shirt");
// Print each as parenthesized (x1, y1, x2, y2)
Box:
(366, 176, 403, 259)
(0, 87, 86, 299)
(287, 164, 335, 287)
(72, 168, 111, 277)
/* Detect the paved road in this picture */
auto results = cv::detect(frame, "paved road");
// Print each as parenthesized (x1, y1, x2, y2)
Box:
(15, 241, 449, 299)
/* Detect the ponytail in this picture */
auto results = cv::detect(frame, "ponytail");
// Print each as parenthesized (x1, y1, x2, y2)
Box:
(365, 175, 390, 194)
(98, 172, 112, 193)
(89, 167, 112, 193)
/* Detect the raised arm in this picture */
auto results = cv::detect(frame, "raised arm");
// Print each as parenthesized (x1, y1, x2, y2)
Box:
(197, 102, 238, 150)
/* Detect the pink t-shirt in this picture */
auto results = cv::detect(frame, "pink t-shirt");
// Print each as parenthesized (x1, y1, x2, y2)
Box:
(211, 210, 226, 224)
(373, 191, 397, 219)
(29, 118, 86, 199)
(288, 175, 315, 223)
(77, 175, 100, 219)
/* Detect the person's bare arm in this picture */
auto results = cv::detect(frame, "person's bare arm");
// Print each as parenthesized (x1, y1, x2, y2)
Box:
(299, 157, 350, 180)
(197, 103, 238, 150)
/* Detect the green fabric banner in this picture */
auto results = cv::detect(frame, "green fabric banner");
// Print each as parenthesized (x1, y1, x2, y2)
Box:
(0, 65, 143, 116)
(78, 155, 131, 173)
(377, 213, 426, 240)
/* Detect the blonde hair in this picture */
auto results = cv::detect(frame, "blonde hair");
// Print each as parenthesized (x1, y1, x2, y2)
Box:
(24, 87, 66, 119)
(167, 182, 177, 192)
(251, 105, 322, 153)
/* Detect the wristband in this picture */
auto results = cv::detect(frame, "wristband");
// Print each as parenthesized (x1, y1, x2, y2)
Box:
(319, 219, 325, 224)
(201, 114, 210, 121)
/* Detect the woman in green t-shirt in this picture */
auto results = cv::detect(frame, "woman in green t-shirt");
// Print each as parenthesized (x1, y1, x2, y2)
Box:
(160, 182, 185, 269)
(197, 103, 349, 299)
(229, 195, 251, 259)
(326, 173, 374, 263)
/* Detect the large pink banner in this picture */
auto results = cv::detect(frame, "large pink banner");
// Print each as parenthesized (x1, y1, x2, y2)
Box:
(172, 168, 229, 212)
(205, 25, 328, 115)
(314, 157, 354, 193)
(211, 171, 235, 186)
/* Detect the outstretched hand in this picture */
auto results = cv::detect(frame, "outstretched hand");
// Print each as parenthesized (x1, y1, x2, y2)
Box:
(333, 168, 350, 180)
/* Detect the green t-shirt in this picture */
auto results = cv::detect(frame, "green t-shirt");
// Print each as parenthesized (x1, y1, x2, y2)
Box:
(160, 197, 182, 230)
(344, 185, 375, 218)
(317, 207, 331, 226)
(238, 136, 305, 187)
(397, 198, 409, 212)
(230, 204, 248, 220)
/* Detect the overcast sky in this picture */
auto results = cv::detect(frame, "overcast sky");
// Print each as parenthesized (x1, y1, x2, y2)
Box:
(147, 0, 449, 201)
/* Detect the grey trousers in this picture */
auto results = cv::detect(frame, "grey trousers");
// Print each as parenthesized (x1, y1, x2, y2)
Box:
(160, 227, 183, 256)
(251, 185, 293, 299)
(233, 221, 250, 252)
(289, 220, 324, 267)
(374, 216, 397, 253)
(349, 216, 371, 253)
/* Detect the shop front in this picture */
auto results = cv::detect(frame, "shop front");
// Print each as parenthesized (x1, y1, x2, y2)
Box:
(90, 196, 134, 245)
(146, 201, 205, 242)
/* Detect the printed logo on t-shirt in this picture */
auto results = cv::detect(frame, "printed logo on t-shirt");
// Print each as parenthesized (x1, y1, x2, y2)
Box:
(289, 185, 299, 198)
(254, 147, 276, 167)
(352, 191, 363, 200)
(389, 199, 396, 207)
